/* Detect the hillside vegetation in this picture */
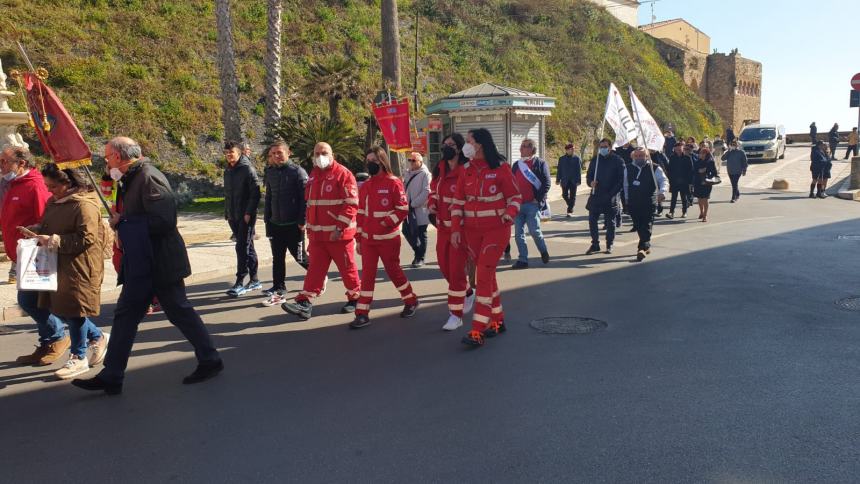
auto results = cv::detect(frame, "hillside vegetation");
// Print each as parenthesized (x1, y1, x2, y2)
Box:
(3, 0, 721, 177)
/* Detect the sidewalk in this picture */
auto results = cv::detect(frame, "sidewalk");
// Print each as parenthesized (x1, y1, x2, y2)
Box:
(0, 185, 580, 323)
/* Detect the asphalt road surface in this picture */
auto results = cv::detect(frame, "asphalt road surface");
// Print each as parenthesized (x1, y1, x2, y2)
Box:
(2, 184, 860, 482)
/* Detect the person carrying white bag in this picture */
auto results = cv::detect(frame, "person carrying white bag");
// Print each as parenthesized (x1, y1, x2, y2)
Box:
(27, 164, 110, 381)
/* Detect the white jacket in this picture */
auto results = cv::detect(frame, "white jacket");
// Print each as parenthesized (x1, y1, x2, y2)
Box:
(403, 165, 431, 226)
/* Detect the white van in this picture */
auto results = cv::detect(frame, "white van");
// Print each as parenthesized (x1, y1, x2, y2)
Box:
(738, 124, 786, 162)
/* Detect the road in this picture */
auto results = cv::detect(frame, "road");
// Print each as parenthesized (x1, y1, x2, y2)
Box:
(2, 173, 860, 482)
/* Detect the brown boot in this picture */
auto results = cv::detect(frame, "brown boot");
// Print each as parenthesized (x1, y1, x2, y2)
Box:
(37, 336, 70, 366)
(16, 344, 50, 365)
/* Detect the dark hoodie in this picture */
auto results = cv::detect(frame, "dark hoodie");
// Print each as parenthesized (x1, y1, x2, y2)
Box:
(224, 155, 261, 222)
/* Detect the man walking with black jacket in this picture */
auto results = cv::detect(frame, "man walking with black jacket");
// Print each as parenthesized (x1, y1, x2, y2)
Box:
(223, 141, 262, 297)
(72, 137, 222, 395)
(556, 143, 582, 217)
(585, 138, 625, 255)
(624, 148, 667, 262)
(829, 123, 840, 161)
(262, 140, 309, 306)
(667, 142, 694, 219)
(512, 139, 551, 269)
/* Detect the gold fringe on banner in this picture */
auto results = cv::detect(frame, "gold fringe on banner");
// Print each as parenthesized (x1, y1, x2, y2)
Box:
(55, 158, 92, 170)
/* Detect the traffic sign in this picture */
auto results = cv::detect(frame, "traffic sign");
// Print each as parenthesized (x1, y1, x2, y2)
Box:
(852, 73, 860, 91)
(852, 90, 860, 108)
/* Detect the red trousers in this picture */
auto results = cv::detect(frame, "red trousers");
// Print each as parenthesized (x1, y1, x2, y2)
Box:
(356, 237, 417, 316)
(436, 228, 469, 317)
(464, 224, 510, 331)
(297, 239, 361, 302)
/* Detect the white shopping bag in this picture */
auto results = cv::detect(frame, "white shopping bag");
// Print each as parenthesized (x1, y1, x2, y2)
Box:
(16, 238, 58, 292)
(539, 201, 552, 221)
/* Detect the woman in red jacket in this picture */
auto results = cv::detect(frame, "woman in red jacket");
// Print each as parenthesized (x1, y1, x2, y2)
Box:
(429, 133, 475, 332)
(451, 128, 522, 347)
(351, 146, 419, 329)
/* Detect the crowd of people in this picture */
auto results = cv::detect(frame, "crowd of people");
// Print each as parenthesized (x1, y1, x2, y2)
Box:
(6, 119, 838, 395)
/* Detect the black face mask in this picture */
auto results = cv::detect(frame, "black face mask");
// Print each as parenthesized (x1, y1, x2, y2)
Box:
(441, 145, 457, 161)
(367, 161, 381, 175)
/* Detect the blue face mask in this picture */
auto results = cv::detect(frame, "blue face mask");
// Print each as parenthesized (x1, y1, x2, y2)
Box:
(598, 147, 610, 156)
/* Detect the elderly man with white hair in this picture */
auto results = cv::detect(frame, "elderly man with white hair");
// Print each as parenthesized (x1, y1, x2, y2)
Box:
(623, 147, 667, 262)
(402, 151, 431, 268)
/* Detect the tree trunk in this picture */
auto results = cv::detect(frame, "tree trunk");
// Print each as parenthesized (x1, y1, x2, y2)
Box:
(264, 0, 283, 138)
(328, 97, 340, 123)
(215, 0, 243, 143)
(381, 0, 402, 176)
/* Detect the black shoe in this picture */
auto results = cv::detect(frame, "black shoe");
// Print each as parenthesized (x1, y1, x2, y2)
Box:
(482, 321, 507, 338)
(730, 199, 736, 203)
(400, 301, 419, 318)
(566, 212, 572, 218)
(540, 251, 550, 264)
(818, 191, 828, 199)
(182, 359, 224, 385)
(71, 375, 122, 395)
(665, 213, 674, 219)
(586, 244, 601, 255)
(341, 300, 358, 314)
(512, 261, 529, 270)
(627, 226, 637, 233)
(809, 191, 816, 198)
(636, 250, 647, 262)
(282, 299, 312, 320)
(349, 314, 371, 329)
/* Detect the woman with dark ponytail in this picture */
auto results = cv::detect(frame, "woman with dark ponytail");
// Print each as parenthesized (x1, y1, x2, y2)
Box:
(450, 129, 522, 347)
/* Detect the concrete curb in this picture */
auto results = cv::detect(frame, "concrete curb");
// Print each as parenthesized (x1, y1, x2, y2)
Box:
(836, 175, 860, 201)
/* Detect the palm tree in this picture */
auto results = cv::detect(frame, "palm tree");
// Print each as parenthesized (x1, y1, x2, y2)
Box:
(264, 0, 283, 137)
(215, 0, 242, 142)
(381, 0, 401, 94)
(304, 57, 363, 123)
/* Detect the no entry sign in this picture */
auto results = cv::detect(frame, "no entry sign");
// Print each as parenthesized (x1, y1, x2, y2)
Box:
(852, 73, 860, 91)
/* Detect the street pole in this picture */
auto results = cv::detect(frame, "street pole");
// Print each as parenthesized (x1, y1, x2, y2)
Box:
(414, 9, 419, 114)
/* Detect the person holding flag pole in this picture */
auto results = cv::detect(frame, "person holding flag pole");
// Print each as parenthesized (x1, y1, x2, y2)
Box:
(627, 87, 668, 261)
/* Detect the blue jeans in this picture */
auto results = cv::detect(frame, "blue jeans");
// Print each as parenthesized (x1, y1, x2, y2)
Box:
(57, 316, 102, 358)
(514, 202, 548, 263)
(17, 290, 64, 344)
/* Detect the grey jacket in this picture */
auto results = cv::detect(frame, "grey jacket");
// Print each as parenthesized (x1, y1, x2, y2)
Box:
(722, 149, 748, 176)
(403, 165, 431, 226)
(118, 159, 191, 286)
(224, 155, 261, 222)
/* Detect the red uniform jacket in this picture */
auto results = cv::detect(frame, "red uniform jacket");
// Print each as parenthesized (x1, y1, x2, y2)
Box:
(428, 163, 464, 231)
(1, 170, 50, 261)
(357, 173, 409, 241)
(305, 160, 358, 242)
(451, 159, 521, 232)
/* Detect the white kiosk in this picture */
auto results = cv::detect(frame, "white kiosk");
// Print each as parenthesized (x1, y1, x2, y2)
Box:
(424, 83, 556, 164)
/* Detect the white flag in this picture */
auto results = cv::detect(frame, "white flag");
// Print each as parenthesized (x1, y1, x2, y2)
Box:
(603, 83, 641, 148)
(628, 87, 665, 151)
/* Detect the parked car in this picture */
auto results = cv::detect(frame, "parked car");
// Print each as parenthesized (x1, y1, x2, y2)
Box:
(738, 124, 786, 162)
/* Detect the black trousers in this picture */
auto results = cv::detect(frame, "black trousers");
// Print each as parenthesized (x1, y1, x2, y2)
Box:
(403, 223, 428, 261)
(228, 218, 258, 281)
(729, 174, 741, 200)
(561, 181, 578, 212)
(269, 224, 308, 291)
(670, 184, 690, 214)
(829, 141, 839, 160)
(589, 205, 616, 247)
(629, 204, 655, 250)
(99, 279, 220, 384)
(845, 145, 858, 159)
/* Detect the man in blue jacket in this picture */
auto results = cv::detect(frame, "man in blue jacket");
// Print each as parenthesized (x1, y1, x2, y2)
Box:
(586, 138, 625, 255)
(511, 139, 551, 269)
(556, 143, 582, 217)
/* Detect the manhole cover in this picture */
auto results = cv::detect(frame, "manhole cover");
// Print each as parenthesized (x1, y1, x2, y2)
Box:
(837, 235, 860, 240)
(530, 316, 607, 335)
(835, 296, 860, 311)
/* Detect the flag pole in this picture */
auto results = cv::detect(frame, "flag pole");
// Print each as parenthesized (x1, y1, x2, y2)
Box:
(628, 86, 659, 195)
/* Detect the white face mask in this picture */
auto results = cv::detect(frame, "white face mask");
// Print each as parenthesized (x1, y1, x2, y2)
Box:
(313, 155, 332, 169)
(109, 168, 124, 181)
(3, 172, 16, 181)
(461, 143, 476, 159)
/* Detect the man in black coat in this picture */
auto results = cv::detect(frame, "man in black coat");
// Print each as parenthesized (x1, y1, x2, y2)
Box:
(828, 123, 840, 161)
(72, 137, 222, 395)
(809, 122, 818, 145)
(223, 141, 262, 297)
(262, 140, 309, 306)
(585, 138, 625, 255)
(556, 143, 582, 217)
(667, 141, 695, 219)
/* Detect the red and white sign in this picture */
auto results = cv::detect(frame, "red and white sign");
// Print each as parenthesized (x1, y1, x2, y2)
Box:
(427, 118, 443, 131)
(852, 73, 860, 91)
(372, 98, 412, 151)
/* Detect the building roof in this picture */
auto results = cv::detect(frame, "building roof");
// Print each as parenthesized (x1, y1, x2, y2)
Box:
(639, 18, 707, 36)
(447, 83, 548, 99)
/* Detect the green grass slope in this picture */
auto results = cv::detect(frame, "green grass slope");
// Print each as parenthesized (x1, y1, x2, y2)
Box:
(3, 0, 721, 176)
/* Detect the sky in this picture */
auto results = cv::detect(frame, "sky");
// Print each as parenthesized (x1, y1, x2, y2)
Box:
(637, 0, 860, 134)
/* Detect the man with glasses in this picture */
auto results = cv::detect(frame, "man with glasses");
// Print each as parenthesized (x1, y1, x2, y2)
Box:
(511, 139, 551, 269)
(402, 152, 431, 268)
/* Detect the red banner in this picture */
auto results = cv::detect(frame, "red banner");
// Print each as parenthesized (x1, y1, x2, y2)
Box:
(372, 98, 412, 151)
(411, 128, 428, 155)
(24, 72, 91, 167)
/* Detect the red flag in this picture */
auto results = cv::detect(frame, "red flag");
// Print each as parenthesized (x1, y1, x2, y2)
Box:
(372, 98, 412, 151)
(24, 72, 91, 168)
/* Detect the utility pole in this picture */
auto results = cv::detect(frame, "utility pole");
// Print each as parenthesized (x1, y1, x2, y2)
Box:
(414, 9, 419, 114)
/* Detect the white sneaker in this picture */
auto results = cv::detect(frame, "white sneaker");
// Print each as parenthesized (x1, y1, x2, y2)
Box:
(262, 292, 287, 307)
(463, 292, 476, 314)
(88, 332, 110, 367)
(442, 314, 463, 331)
(55, 355, 90, 380)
